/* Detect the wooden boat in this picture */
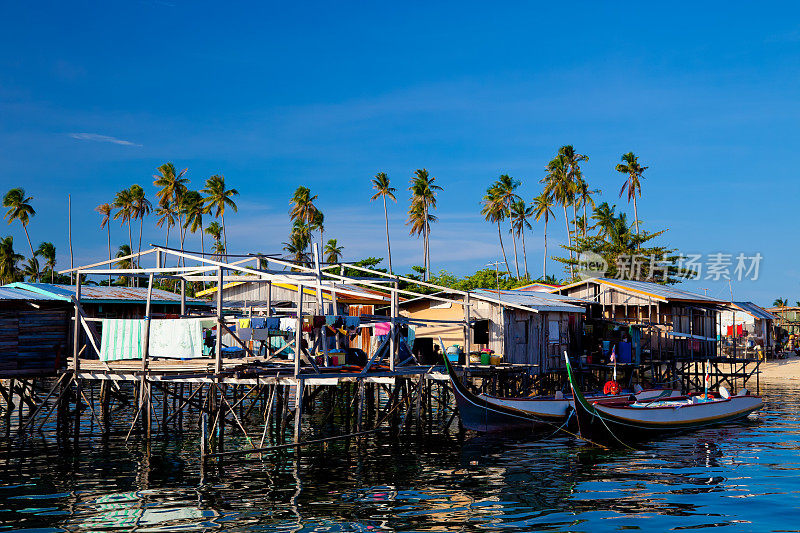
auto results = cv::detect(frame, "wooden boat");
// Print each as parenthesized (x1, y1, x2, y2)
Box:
(564, 354, 763, 446)
(442, 355, 680, 433)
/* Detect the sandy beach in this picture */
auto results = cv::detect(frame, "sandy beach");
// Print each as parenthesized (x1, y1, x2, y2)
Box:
(758, 356, 800, 381)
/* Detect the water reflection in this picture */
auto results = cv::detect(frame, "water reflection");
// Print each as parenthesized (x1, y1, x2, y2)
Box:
(0, 382, 798, 532)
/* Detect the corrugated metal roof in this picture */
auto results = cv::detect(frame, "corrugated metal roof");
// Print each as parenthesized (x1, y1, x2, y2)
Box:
(0, 287, 67, 302)
(516, 282, 562, 292)
(733, 301, 776, 320)
(472, 289, 586, 313)
(557, 278, 725, 303)
(4, 283, 210, 305)
(197, 280, 391, 304)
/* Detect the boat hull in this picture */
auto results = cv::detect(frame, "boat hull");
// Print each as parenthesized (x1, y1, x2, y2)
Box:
(565, 355, 763, 446)
(443, 358, 564, 432)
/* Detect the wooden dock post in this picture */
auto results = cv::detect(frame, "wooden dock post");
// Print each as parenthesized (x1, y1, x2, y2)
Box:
(464, 292, 471, 368)
(293, 379, 304, 444)
(141, 272, 155, 438)
(295, 284, 303, 377)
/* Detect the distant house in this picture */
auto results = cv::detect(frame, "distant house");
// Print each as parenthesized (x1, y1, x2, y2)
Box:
(765, 305, 800, 351)
(516, 282, 562, 292)
(550, 277, 727, 361)
(196, 280, 391, 313)
(719, 302, 775, 358)
(0, 286, 72, 376)
(4, 282, 211, 318)
(399, 289, 587, 371)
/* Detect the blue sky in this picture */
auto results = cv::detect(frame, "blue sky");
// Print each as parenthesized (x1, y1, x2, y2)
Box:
(1, 1, 799, 306)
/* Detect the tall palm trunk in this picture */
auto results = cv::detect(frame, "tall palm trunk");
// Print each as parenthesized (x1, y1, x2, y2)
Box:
(633, 196, 640, 250)
(423, 203, 429, 281)
(562, 204, 574, 278)
(127, 222, 133, 286)
(138, 216, 144, 266)
(383, 196, 393, 275)
(582, 201, 588, 239)
(21, 225, 38, 282)
(542, 219, 548, 278)
(107, 225, 112, 285)
(510, 223, 520, 279)
(496, 221, 511, 276)
(521, 228, 529, 280)
(221, 211, 228, 259)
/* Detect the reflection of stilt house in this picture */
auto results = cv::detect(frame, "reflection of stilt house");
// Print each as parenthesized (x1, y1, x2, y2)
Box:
(551, 278, 759, 391)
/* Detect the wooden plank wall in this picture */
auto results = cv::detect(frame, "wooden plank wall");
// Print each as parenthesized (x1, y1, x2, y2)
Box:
(0, 308, 68, 374)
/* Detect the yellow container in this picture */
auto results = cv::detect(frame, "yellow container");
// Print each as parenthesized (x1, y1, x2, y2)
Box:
(490, 355, 502, 365)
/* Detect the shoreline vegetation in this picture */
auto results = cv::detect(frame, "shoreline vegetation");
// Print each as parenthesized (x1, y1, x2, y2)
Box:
(0, 147, 794, 307)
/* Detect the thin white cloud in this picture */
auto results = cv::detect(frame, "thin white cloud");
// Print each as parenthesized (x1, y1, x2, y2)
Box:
(68, 133, 142, 147)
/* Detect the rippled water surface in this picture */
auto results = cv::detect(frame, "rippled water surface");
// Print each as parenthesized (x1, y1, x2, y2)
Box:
(1, 381, 798, 532)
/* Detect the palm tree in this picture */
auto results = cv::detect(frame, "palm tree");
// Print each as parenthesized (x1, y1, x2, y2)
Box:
(371, 172, 396, 275)
(205, 221, 223, 259)
(496, 175, 521, 277)
(592, 202, 617, 238)
(616, 152, 648, 246)
(543, 155, 576, 277)
(155, 204, 178, 248)
(773, 298, 789, 308)
(324, 238, 343, 264)
(36, 241, 56, 283)
(532, 192, 555, 278)
(3, 188, 37, 281)
(575, 177, 600, 239)
(0, 236, 22, 284)
(558, 145, 588, 236)
(481, 185, 511, 276)
(283, 230, 310, 267)
(113, 188, 134, 278)
(510, 199, 534, 280)
(22, 256, 40, 282)
(130, 184, 152, 268)
(95, 203, 113, 284)
(115, 244, 133, 285)
(153, 163, 189, 267)
(407, 169, 442, 281)
(153, 162, 189, 229)
(311, 210, 325, 259)
(182, 190, 207, 255)
(289, 186, 319, 254)
(202, 175, 238, 254)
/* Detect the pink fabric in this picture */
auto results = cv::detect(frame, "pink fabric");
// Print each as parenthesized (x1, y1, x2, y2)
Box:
(374, 322, 391, 335)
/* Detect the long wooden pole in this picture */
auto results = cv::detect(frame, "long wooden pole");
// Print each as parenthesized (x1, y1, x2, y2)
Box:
(216, 267, 223, 375)
(73, 273, 82, 372)
(295, 284, 303, 377)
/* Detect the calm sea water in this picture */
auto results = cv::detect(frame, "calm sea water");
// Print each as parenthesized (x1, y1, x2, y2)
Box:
(0, 380, 797, 532)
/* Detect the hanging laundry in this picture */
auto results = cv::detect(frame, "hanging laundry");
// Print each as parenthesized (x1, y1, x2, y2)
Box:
(100, 319, 144, 361)
(374, 322, 391, 335)
(265, 317, 280, 330)
(280, 317, 297, 332)
(325, 315, 336, 326)
(238, 318, 251, 329)
(238, 327, 252, 341)
(313, 315, 325, 328)
(250, 317, 266, 329)
(252, 328, 270, 341)
(149, 318, 206, 359)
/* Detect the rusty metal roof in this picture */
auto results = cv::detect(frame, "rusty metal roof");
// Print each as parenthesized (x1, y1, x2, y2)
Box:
(4, 282, 210, 306)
